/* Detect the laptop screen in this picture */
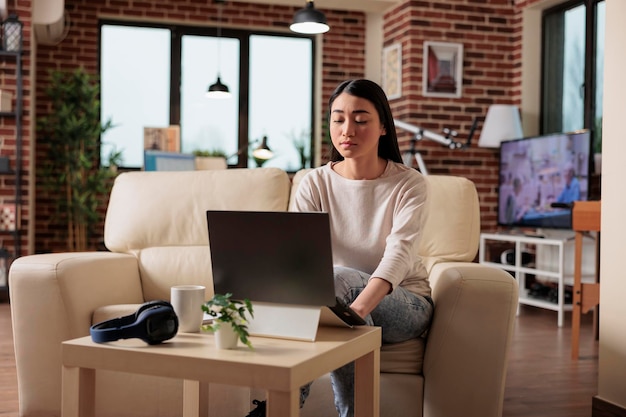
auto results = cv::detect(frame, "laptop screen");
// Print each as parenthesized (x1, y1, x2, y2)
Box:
(206, 210, 336, 307)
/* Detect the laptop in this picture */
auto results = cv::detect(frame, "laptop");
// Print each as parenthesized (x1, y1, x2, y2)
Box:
(206, 210, 365, 341)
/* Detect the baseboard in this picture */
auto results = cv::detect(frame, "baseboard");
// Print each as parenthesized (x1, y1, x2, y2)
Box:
(593, 396, 626, 417)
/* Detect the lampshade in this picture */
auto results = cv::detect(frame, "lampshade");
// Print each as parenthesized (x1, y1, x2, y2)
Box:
(252, 136, 273, 167)
(478, 104, 524, 148)
(206, 76, 231, 99)
(290, 1, 329, 34)
(206, 0, 231, 99)
(252, 136, 273, 161)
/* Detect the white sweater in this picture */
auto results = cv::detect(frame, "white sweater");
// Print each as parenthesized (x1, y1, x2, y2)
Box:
(291, 161, 431, 298)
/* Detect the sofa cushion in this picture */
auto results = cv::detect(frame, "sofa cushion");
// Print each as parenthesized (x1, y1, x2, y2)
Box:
(105, 168, 291, 253)
(132, 246, 214, 301)
(381, 337, 425, 374)
(418, 175, 480, 272)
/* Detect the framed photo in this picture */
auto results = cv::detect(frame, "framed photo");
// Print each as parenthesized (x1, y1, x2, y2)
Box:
(143, 126, 181, 153)
(382, 43, 402, 100)
(422, 41, 463, 98)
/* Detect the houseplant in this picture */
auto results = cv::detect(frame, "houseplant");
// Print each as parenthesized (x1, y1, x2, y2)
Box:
(201, 293, 254, 349)
(37, 67, 115, 251)
(192, 149, 228, 170)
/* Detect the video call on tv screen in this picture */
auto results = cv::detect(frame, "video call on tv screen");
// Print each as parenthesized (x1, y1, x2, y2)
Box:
(498, 130, 590, 230)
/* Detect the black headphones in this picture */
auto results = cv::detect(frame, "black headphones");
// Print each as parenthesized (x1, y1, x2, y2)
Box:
(90, 300, 179, 345)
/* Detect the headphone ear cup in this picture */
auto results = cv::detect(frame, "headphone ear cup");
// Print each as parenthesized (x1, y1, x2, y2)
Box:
(135, 304, 179, 344)
(135, 300, 173, 319)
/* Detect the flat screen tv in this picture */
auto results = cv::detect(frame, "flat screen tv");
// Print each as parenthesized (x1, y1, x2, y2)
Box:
(498, 130, 591, 230)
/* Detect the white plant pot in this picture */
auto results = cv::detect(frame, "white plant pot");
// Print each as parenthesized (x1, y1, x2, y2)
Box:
(195, 156, 227, 170)
(214, 323, 239, 349)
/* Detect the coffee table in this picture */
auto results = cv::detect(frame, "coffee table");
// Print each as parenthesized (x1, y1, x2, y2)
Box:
(61, 326, 381, 417)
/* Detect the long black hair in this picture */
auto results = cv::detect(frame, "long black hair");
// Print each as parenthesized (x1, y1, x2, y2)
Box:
(327, 79, 402, 163)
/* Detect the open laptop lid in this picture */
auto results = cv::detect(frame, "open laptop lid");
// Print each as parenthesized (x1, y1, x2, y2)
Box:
(206, 210, 337, 308)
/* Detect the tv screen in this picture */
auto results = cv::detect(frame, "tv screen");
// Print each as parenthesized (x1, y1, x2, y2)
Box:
(498, 130, 591, 229)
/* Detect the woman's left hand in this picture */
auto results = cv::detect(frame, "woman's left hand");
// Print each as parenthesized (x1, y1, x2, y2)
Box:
(349, 277, 392, 318)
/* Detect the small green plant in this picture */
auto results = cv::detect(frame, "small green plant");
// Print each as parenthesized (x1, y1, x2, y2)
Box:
(593, 116, 603, 154)
(201, 293, 254, 349)
(288, 128, 311, 170)
(192, 149, 227, 158)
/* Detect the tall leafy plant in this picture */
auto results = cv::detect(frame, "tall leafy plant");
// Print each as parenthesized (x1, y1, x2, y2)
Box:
(38, 68, 114, 252)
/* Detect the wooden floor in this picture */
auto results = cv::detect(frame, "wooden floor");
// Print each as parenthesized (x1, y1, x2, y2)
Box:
(0, 301, 598, 417)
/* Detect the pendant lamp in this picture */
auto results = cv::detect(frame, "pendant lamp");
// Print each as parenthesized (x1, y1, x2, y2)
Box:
(290, 1, 329, 35)
(206, 0, 231, 99)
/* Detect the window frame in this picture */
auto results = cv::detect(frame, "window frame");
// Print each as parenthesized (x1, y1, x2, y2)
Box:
(540, 0, 604, 141)
(98, 19, 318, 171)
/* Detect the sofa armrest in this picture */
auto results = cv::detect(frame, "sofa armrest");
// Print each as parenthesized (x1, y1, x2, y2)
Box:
(9, 251, 143, 415)
(423, 262, 518, 417)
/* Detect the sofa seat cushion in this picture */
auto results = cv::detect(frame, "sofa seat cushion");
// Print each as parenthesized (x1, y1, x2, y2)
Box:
(380, 337, 425, 374)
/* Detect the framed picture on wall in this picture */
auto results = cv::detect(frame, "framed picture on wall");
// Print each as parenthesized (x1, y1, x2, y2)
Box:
(143, 125, 181, 153)
(422, 41, 463, 98)
(382, 43, 402, 100)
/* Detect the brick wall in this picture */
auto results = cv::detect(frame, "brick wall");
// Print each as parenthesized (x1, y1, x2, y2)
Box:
(383, 0, 522, 231)
(0, 0, 32, 260)
(33, 0, 367, 253)
(29, 0, 531, 253)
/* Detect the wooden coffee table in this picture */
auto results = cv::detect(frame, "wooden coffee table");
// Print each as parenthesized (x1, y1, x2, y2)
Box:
(61, 326, 381, 417)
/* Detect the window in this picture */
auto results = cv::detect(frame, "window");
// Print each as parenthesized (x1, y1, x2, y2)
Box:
(100, 22, 315, 171)
(541, 0, 605, 153)
(100, 25, 171, 167)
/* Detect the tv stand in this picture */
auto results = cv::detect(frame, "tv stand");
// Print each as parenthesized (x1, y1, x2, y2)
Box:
(479, 232, 596, 327)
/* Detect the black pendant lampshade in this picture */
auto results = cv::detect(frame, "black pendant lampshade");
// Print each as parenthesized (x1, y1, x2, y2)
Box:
(206, 75, 231, 99)
(206, 0, 232, 99)
(290, 1, 329, 35)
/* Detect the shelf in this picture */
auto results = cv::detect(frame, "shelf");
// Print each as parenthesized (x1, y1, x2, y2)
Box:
(519, 295, 574, 312)
(480, 260, 596, 286)
(0, 48, 22, 296)
(0, 50, 21, 57)
(479, 232, 597, 327)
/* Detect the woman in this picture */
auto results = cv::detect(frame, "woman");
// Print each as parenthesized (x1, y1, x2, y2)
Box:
(292, 79, 433, 417)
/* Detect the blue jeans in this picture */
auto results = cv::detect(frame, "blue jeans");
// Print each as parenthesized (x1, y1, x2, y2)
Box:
(301, 266, 433, 417)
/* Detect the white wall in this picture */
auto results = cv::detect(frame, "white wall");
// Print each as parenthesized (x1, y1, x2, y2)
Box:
(597, 0, 626, 409)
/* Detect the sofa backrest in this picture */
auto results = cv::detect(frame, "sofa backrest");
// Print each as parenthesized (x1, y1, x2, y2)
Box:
(104, 168, 291, 300)
(104, 167, 478, 301)
(419, 175, 480, 271)
(292, 169, 479, 272)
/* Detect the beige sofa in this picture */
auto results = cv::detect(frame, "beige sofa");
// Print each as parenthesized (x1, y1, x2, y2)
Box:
(10, 167, 518, 417)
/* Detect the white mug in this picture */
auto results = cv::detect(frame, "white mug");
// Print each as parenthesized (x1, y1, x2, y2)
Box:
(170, 285, 206, 333)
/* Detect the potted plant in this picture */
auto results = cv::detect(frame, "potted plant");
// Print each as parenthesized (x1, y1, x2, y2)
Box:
(192, 149, 228, 170)
(37, 68, 116, 251)
(201, 293, 254, 349)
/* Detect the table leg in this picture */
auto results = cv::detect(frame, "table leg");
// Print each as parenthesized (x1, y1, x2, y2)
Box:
(183, 380, 209, 417)
(267, 389, 299, 417)
(354, 348, 380, 417)
(62, 366, 95, 417)
(571, 231, 583, 359)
